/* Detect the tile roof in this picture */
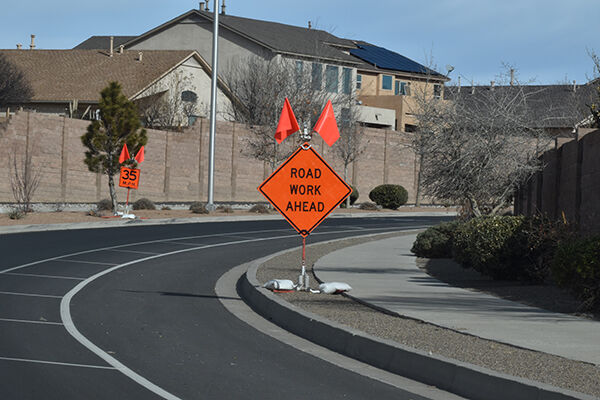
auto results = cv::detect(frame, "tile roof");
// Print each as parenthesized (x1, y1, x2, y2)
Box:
(444, 83, 596, 129)
(0, 49, 199, 102)
(73, 36, 137, 50)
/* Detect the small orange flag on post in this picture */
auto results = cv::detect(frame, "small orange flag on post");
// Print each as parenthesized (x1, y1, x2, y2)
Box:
(119, 143, 130, 164)
(275, 98, 300, 144)
(313, 100, 340, 146)
(134, 146, 145, 163)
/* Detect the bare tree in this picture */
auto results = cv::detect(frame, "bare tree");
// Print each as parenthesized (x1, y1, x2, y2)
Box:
(222, 55, 350, 169)
(0, 53, 33, 108)
(332, 98, 367, 207)
(9, 144, 42, 213)
(138, 71, 201, 130)
(413, 68, 551, 217)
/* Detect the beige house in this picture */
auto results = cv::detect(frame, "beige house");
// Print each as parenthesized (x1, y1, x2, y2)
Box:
(349, 42, 449, 132)
(0, 48, 233, 127)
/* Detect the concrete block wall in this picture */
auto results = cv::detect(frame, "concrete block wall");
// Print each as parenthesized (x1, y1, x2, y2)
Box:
(517, 129, 600, 235)
(0, 111, 424, 206)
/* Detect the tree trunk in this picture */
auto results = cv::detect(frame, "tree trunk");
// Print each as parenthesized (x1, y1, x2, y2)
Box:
(344, 164, 351, 208)
(108, 174, 118, 214)
(415, 153, 423, 207)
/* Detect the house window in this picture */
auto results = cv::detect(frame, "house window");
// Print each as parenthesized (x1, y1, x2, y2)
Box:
(325, 65, 339, 93)
(311, 63, 322, 90)
(395, 81, 410, 96)
(433, 84, 442, 99)
(182, 90, 198, 103)
(382, 75, 392, 90)
(356, 74, 362, 90)
(342, 68, 352, 94)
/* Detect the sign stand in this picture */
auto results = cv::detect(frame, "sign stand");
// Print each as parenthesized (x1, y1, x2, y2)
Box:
(258, 101, 349, 292)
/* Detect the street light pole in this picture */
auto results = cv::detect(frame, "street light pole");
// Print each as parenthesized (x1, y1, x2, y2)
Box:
(207, 0, 219, 211)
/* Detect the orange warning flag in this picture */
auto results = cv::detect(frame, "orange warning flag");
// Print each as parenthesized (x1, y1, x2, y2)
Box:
(313, 100, 340, 146)
(134, 146, 145, 163)
(119, 143, 130, 164)
(275, 98, 300, 144)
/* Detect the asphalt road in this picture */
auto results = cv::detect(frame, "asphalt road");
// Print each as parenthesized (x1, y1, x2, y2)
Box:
(0, 216, 451, 399)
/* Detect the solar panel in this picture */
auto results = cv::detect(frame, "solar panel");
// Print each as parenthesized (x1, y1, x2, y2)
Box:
(350, 44, 441, 75)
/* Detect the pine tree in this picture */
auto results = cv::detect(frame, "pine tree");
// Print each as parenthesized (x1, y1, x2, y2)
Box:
(81, 82, 147, 213)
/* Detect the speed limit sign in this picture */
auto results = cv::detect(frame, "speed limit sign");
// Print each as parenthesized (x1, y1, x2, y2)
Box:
(119, 167, 140, 189)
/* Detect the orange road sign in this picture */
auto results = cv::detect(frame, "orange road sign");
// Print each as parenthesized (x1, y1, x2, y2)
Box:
(119, 167, 140, 189)
(258, 143, 351, 237)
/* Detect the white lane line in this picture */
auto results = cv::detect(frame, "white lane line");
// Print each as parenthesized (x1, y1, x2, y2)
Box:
(3, 272, 84, 281)
(0, 318, 63, 326)
(0, 291, 62, 299)
(60, 259, 118, 266)
(0, 356, 116, 370)
(107, 249, 161, 255)
(158, 241, 204, 247)
(60, 226, 403, 400)
(0, 227, 292, 275)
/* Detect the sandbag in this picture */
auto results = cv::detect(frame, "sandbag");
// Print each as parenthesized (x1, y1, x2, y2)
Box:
(319, 282, 352, 294)
(263, 279, 295, 291)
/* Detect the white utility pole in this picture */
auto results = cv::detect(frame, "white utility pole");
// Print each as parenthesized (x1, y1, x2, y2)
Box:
(207, 0, 219, 211)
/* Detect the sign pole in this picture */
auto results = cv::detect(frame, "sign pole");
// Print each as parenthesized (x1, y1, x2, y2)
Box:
(126, 187, 131, 214)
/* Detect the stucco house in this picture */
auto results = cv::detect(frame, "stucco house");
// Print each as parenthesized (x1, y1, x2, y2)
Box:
(0, 48, 233, 127)
(75, 6, 447, 131)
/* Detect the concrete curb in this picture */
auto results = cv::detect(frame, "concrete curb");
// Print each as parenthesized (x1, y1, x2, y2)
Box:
(238, 236, 596, 400)
(0, 211, 456, 235)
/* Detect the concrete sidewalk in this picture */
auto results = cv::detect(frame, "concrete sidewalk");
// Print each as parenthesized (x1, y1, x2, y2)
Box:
(314, 234, 600, 366)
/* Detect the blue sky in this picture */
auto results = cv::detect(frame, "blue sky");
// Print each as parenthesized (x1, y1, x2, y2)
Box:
(2, 0, 597, 85)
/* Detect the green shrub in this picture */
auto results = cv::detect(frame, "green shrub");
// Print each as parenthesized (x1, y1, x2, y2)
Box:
(551, 235, 600, 311)
(452, 216, 524, 278)
(249, 204, 270, 214)
(217, 205, 234, 213)
(132, 198, 156, 210)
(8, 208, 25, 220)
(500, 215, 573, 282)
(411, 221, 461, 258)
(189, 202, 209, 214)
(350, 186, 359, 205)
(340, 186, 359, 208)
(368, 184, 408, 209)
(358, 202, 378, 210)
(96, 198, 112, 211)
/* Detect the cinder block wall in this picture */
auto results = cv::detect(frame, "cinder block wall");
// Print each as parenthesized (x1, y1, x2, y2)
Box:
(0, 111, 424, 206)
(517, 128, 600, 235)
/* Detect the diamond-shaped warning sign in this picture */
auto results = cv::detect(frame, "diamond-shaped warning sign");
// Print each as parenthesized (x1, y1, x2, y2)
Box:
(258, 143, 352, 237)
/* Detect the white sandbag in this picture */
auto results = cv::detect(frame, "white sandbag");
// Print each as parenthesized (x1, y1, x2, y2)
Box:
(263, 279, 295, 291)
(319, 282, 352, 294)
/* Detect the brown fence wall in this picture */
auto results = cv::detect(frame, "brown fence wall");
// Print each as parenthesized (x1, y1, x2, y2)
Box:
(515, 128, 600, 235)
(0, 111, 423, 206)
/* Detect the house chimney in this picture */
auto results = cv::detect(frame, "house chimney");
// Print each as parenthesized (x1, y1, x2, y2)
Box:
(109, 36, 114, 57)
(205, 1, 209, 11)
(221, 0, 226, 14)
(199, 1, 205, 10)
(573, 80, 577, 92)
(118, 45, 124, 54)
(510, 68, 515, 86)
(16, 44, 22, 50)
(471, 80, 475, 94)
(138, 51, 143, 62)
(308, 21, 312, 29)
(457, 76, 461, 93)
(490, 80, 495, 90)
(30, 34, 36, 50)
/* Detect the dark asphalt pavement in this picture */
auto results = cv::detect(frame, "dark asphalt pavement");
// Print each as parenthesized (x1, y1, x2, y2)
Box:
(0, 216, 451, 399)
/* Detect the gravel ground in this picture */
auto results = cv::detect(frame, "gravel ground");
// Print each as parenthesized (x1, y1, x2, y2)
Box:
(256, 232, 600, 398)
